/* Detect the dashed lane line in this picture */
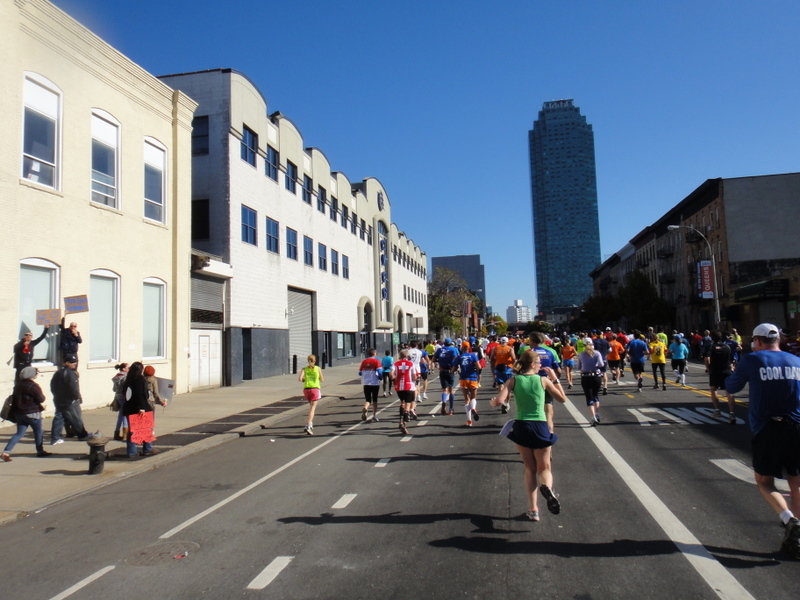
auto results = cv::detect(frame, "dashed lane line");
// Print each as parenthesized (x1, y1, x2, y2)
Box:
(562, 398, 755, 600)
(246, 556, 294, 590)
(48, 566, 115, 600)
(375, 458, 391, 468)
(331, 494, 357, 509)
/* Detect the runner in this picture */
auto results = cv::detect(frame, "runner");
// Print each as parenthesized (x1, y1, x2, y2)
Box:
(626, 331, 649, 392)
(704, 331, 735, 423)
(417, 341, 431, 401)
(392, 349, 417, 435)
(358, 348, 382, 423)
(529, 332, 562, 433)
(458, 345, 481, 426)
(592, 331, 610, 395)
(668, 334, 689, 385)
(490, 350, 566, 521)
(381, 350, 394, 397)
(298, 354, 323, 435)
(607, 335, 624, 385)
(433, 338, 460, 416)
(489, 337, 517, 414)
(577, 338, 605, 425)
(648, 333, 667, 390)
(560, 340, 576, 389)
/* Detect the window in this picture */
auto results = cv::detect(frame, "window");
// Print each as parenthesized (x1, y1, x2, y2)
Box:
(265, 217, 280, 253)
(90, 113, 118, 207)
(360, 218, 366, 240)
(317, 186, 326, 214)
(367, 225, 373, 245)
(144, 140, 166, 222)
(266, 145, 279, 181)
(331, 250, 339, 275)
(192, 116, 209, 155)
(89, 270, 119, 361)
(286, 161, 297, 193)
(318, 243, 327, 271)
(18, 259, 58, 363)
(241, 205, 257, 245)
(341, 205, 349, 228)
(303, 236, 313, 266)
(143, 279, 166, 359)
(351, 212, 358, 234)
(337, 332, 355, 358)
(330, 196, 338, 221)
(286, 228, 298, 260)
(192, 199, 210, 240)
(302, 175, 312, 204)
(343, 254, 350, 279)
(241, 125, 257, 166)
(22, 76, 60, 188)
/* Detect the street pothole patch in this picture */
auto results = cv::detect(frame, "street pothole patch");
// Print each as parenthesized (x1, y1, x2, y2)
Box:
(125, 541, 200, 566)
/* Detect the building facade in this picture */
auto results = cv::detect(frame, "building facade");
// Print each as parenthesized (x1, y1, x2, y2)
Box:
(591, 174, 800, 336)
(1, 0, 196, 408)
(160, 70, 428, 386)
(506, 300, 532, 325)
(529, 99, 600, 314)
(430, 255, 486, 307)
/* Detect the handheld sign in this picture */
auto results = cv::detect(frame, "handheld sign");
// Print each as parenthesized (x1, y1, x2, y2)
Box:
(36, 309, 61, 326)
(64, 295, 89, 314)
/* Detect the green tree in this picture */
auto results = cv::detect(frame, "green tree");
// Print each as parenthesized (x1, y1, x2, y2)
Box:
(616, 269, 674, 331)
(427, 266, 479, 338)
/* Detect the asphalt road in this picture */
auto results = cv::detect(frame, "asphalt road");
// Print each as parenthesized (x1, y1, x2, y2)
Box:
(1, 369, 798, 599)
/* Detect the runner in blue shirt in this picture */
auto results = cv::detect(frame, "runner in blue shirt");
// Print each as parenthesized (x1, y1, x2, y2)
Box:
(433, 339, 460, 415)
(458, 350, 480, 426)
(626, 331, 649, 392)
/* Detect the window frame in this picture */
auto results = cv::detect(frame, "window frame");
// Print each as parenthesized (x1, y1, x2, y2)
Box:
(21, 73, 61, 190)
(90, 110, 120, 208)
(18, 258, 59, 365)
(330, 196, 338, 221)
(142, 278, 166, 360)
(303, 236, 314, 266)
(143, 137, 167, 223)
(89, 269, 120, 363)
(192, 115, 209, 155)
(241, 205, 257, 245)
(266, 145, 279, 181)
(343, 255, 350, 279)
(341, 205, 349, 228)
(266, 217, 280, 253)
(331, 249, 339, 276)
(302, 175, 313, 204)
(318, 243, 327, 271)
(285, 161, 298, 193)
(241, 125, 257, 167)
(317, 185, 326, 214)
(286, 228, 298, 260)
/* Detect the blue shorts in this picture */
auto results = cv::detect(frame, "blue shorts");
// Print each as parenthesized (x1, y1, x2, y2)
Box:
(494, 365, 513, 384)
(507, 420, 558, 449)
(439, 370, 455, 389)
(562, 359, 575, 368)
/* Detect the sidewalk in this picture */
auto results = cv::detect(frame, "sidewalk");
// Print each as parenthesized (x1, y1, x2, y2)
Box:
(0, 364, 364, 527)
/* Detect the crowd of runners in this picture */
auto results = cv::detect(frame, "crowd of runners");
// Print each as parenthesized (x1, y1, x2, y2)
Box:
(297, 324, 800, 559)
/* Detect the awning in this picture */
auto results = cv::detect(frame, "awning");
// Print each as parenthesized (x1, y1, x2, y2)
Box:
(734, 279, 788, 302)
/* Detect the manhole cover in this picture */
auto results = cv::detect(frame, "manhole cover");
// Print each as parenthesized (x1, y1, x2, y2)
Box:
(126, 541, 200, 566)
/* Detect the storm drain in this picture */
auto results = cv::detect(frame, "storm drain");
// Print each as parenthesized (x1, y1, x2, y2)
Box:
(125, 541, 200, 566)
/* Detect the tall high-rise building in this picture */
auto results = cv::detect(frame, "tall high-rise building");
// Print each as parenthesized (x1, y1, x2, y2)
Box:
(529, 99, 600, 314)
(430, 255, 486, 307)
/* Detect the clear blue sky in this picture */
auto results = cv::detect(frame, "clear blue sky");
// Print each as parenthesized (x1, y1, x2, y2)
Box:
(53, 0, 800, 315)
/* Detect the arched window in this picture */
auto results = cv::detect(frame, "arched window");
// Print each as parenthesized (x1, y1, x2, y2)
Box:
(89, 269, 120, 361)
(19, 258, 60, 363)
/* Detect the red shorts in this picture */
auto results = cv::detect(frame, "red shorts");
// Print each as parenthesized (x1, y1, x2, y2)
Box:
(303, 388, 321, 402)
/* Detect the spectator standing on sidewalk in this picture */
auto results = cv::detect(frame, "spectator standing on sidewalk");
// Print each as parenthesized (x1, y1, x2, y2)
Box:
(111, 363, 128, 441)
(2, 367, 50, 461)
(724, 323, 800, 559)
(49, 354, 91, 444)
(12, 327, 48, 381)
(122, 362, 156, 456)
(299, 355, 323, 435)
(58, 318, 82, 365)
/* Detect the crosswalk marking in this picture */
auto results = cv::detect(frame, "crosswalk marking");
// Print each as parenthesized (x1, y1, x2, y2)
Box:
(375, 458, 391, 468)
(331, 494, 357, 509)
(710, 458, 789, 492)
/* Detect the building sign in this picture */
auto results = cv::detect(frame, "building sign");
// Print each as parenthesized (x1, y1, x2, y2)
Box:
(696, 260, 714, 299)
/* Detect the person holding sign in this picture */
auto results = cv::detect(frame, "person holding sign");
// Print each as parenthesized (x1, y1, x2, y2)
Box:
(121, 362, 156, 457)
(58, 318, 82, 365)
(13, 327, 48, 381)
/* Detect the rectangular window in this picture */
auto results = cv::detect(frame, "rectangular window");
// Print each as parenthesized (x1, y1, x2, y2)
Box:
(241, 205, 257, 245)
(351, 212, 357, 234)
(302, 175, 312, 204)
(91, 114, 118, 207)
(360, 218, 366, 240)
(341, 205, 349, 228)
(337, 332, 356, 358)
(241, 125, 257, 166)
(330, 196, 338, 221)
(318, 243, 327, 271)
(286, 161, 297, 193)
(89, 274, 118, 361)
(266, 217, 279, 253)
(22, 78, 59, 188)
(343, 255, 350, 279)
(331, 250, 339, 275)
(367, 225, 373, 246)
(266, 145, 279, 181)
(286, 228, 298, 260)
(317, 186, 326, 214)
(144, 141, 166, 222)
(192, 115, 209, 155)
(192, 199, 210, 240)
(19, 262, 57, 363)
(143, 281, 165, 359)
(303, 236, 314, 266)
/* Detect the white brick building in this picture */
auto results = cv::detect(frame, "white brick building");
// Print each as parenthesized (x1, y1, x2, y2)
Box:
(160, 69, 428, 385)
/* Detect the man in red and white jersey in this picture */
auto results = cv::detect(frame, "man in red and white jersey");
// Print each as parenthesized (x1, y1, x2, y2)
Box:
(392, 349, 418, 435)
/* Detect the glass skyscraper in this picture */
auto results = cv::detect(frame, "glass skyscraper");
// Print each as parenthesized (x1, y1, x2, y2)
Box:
(528, 99, 600, 314)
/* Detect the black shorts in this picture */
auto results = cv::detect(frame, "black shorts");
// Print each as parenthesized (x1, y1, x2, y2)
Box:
(752, 417, 800, 479)
(439, 370, 455, 389)
(609, 359, 622, 369)
(397, 390, 415, 404)
(631, 362, 645, 375)
(507, 420, 558, 450)
(420, 372, 428, 381)
(708, 371, 730, 389)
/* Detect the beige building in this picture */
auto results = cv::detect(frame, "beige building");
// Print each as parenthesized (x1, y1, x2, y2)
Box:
(1, 0, 196, 410)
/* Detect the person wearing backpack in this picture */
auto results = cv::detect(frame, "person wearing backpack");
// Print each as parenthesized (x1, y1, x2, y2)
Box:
(704, 331, 735, 423)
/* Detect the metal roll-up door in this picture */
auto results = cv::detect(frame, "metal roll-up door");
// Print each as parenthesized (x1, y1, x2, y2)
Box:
(288, 288, 313, 359)
(191, 274, 224, 326)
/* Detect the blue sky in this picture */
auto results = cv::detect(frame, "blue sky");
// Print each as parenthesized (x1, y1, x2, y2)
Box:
(53, 0, 800, 315)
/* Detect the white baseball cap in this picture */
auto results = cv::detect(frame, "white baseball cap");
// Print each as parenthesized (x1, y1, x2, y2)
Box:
(752, 323, 780, 339)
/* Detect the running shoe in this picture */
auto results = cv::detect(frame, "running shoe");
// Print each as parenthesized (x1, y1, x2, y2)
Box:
(465, 420, 472, 427)
(403, 412, 410, 423)
(501, 403, 509, 414)
(662, 385, 667, 391)
(399, 423, 408, 435)
(590, 419, 597, 427)
(729, 414, 737, 425)
(410, 410, 418, 421)
(712, 409, 721, 418)
(50, 439, 64, 446)
(422, 393, 428, 400)
(526, 510, 540, 522)
(472, 408, 480, 422)
(568, 383, 573, 389)
(448, 409, 454, 416)
(594, 414, 601, 424)
(441, 403, 448, 416)
(653, 384, 659, 390)
(602, 387, 608, 395)
(539, 484, 561, 515)
(304, 425, 313, 435)
(781, 518, 800, 556)
(382, 392, 387, 397)
(371, 416, 380, 423)
(361, 408, 368, 421)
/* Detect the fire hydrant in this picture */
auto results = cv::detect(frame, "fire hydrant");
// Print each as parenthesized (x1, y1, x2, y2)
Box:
(87, 434, 109, 474)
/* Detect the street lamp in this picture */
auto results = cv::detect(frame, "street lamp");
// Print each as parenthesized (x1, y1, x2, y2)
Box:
(667, 224, 721, 329)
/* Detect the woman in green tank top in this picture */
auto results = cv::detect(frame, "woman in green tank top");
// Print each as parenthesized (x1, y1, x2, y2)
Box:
(490, 350, 566, 521)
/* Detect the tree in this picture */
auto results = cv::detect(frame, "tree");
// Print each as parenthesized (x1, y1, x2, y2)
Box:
(485, 315, 508, 336)
(616, 269, 674, 331)
(427, 266, 478, 338)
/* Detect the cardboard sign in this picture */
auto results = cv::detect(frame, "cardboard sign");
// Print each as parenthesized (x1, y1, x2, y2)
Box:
(128, 412, 155, 444)
(36, 309, 62, 326)
(156, 377, 175, 406)
(64, 295, 89, 314)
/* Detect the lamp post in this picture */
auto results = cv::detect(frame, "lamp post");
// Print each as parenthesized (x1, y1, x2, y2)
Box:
(667, 224, 721, 329)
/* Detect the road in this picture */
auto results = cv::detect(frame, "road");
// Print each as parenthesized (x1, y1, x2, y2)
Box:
(1, 369, 797, 599)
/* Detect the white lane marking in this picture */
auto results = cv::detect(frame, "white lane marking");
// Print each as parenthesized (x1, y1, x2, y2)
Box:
(160, 400, 399, 539)
(628, 408, 668, 426)
(375, 458, 391, 468)
(400, 436, 413, 442)
(246, 556, 293, 590)
(428, 403, 443, 415)
(663, 407, 718, 425)
(697, 408, 745, 425)
(710, 458, 790, 493)
(418, 420, 428, 427)
(562, 399, 755, 600)
(48, 566, 115, 600)
(332, 494, 357, 509)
